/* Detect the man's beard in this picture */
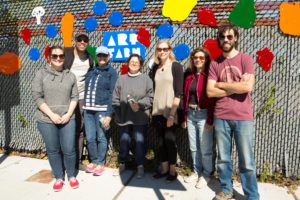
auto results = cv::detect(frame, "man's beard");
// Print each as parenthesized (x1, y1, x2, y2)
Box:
(221, 42, 235, 53)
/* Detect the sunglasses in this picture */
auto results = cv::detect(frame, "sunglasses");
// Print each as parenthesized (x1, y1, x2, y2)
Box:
(218, 34, 234, 41)
(156, 47, 170, 52)
(51, 54, 65, 59)
(193, 56, 205, 61)
(76, 37, 89, 43)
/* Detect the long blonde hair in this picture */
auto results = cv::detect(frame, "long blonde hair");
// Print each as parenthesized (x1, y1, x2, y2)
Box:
(153, 40, 176, 65)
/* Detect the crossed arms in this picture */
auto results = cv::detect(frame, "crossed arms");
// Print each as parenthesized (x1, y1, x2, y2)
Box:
(207, 73, 255, 98)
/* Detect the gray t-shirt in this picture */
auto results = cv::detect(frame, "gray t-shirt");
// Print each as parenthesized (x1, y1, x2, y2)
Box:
(70, 55, 90, 100)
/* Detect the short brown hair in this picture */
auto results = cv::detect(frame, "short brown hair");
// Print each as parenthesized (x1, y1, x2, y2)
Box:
(48, 46, 64, 58)
(127, 53, 144, 71)
(217, 23, 239, 48)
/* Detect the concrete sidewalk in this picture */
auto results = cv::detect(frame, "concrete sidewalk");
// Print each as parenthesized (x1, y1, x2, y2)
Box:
(0, 154, 298, 200)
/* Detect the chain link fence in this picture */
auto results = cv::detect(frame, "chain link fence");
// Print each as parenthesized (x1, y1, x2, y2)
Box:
(0, 0, 299, 177)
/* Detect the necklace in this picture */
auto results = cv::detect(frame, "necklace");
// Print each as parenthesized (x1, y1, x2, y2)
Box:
(78, 54, 87, 61)
(159, 62, 171, 72)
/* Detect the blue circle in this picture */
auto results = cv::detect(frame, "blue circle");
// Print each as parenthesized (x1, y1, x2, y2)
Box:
(45, 25, 57, 38)
(174, 44, 190, 60)
(109, 12, 123, 27)
(29, 48, 40, 61)
(93, 1, 107, 16)
(157, 23, 173, 39)
(130, 0, 145, 12)
(84, 17, 98, 32)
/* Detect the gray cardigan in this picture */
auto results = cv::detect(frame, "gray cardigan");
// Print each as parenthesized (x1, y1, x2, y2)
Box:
(32, 65, 78, 123)
(112, 73, 153, 126)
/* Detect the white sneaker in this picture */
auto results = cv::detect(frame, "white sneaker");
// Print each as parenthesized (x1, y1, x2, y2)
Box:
(113, 163, 125, 176)
(195, 176, 211, 189)
(136, 165, 144, 179)
(184, 172, 199, 183)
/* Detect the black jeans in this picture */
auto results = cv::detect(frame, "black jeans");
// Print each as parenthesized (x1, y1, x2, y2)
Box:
(153, 115, 177, 165)
(75, 100, 85, 165)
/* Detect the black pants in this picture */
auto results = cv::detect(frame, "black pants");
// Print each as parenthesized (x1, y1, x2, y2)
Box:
(153, 115, 177, 165)
(75, 100, 85, 165)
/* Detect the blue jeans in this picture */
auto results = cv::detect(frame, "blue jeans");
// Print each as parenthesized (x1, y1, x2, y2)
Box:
(84, 110, 108, 165)
(119, 124, 147, 166)
(37, 119, 76, 179)
(187, 109, 213, 176)
(214, 119, 260, 200)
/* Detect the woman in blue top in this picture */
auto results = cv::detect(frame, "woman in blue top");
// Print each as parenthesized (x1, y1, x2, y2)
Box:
(83, 46, 118, 176)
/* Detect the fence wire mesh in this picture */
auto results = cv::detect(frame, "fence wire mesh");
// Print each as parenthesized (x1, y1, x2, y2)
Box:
(0, 0, 299, 177)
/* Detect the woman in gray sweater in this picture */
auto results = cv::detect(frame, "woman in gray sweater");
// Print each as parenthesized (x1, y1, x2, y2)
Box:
(32, 46, 79, 192)
(112, 54, 153, 178)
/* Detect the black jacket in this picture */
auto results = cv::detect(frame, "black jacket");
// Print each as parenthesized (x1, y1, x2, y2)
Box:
(64, 47, 94, 70)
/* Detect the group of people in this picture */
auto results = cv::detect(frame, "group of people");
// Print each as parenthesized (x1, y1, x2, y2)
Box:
(31, 23, 260, 200)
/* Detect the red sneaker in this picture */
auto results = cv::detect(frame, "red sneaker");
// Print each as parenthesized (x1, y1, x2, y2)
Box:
(53, 179, 63, 192)
(69, 177, 79, 189)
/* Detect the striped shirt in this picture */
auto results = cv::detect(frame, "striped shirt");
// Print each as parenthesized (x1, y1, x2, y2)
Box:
(83, 73, 108, 111)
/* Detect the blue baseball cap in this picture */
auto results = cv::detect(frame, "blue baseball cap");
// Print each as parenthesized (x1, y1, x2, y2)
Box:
(96, 46, 109, 55)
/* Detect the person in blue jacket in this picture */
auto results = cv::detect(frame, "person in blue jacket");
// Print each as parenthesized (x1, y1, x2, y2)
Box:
(83, 46, 118, 176)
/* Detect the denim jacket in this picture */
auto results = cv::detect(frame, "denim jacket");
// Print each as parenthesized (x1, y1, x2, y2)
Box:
(84, 63, 118, 116)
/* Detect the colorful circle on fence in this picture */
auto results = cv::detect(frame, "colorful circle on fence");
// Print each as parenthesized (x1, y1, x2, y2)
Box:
(84, 17, 98, 32)
(157, 23, 173, 39)
(45, 25, 57, 38)
(109, 12, 123, 27)
(130, 0, 145, 12)
(174, 44, 190, 60)
(29, 48, 41, 61)
(87, 45, 97, 63)
(93, 1, 107, 16)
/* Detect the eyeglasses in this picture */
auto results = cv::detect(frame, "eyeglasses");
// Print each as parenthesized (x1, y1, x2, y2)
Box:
(218, 34, 234, 41)
(129, 61, 140, 65)
(156, 47, 170, 52)
(76, 37, 89, 43)
(51, 54, 65, 59)
(193, 56, 205, 61)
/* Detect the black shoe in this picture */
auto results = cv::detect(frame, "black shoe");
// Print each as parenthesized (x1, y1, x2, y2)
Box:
(153, 171, 169, 179)
(166, 172, 178, 182)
